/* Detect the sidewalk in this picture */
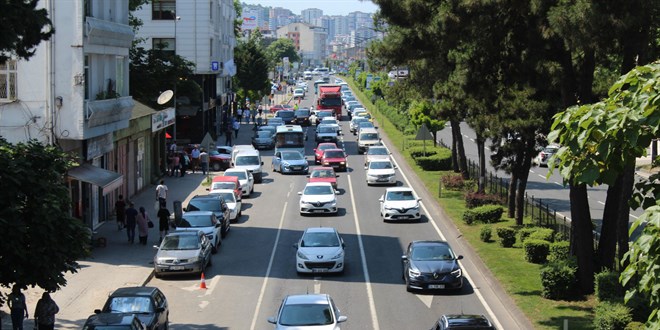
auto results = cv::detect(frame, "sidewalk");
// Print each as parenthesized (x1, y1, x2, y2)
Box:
(0, 126, 256, 329)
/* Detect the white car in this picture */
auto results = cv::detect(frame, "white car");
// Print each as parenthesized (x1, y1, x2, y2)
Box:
(294, 227, 345, 274)
(379, 187, 422, 221)
(365, 159, 397, 185)
(174, 211, 222, 254)
(267, 294, 348, 329)
(298, 182, 339, 215)
(209, 189, 242, 222)
(293, 88, 305, 99)
(319, 118, 341, 134)
(365, 146, 391, 166)
(223, 168, 254, 197)
(533, 145, 560, 167)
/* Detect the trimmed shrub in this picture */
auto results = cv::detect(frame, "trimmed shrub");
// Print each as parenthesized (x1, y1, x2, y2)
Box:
(624, 322, 645, 330)
(415, 152, 452, 171)
(548, 241, 570, 262)
(408, 146, 438, 158)
(463, 209, 476, 225)
(480, 226, 492, 242)
(473, 205, 504, 223)
(441, 174, 465, 190)
(465, 192, 504, 209)
(496, 227, 517, 247)
(593, 301, 632, 330)
(595, 270, 623, 303)
(523, 239, 550, 263)
(519, 227, 539, 243)
(540, 258, 579, 300)
(528, 228, 555, 242)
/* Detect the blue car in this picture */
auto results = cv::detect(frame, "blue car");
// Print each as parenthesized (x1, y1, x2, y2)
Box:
(272, 150, 309, 174)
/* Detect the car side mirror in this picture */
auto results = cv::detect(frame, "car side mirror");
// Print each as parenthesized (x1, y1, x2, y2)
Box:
(401, 255, 408, 260)
(378, 197, 384, 202)
(267, 317, 276, 324)
(338, 315, 348, 323)
(297, 191, 302, 195)
(456, 255, 464, 260)
(94, 309, 102, 314)
(364, 166, 368, 170)
(335, 190, 340, 195)
(417, 198, 422, 202)
(153, 245, 160, 250)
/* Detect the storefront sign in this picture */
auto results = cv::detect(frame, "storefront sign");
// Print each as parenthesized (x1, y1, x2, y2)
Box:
(86, 133, 113, 160)
(151, 107, 175, 132)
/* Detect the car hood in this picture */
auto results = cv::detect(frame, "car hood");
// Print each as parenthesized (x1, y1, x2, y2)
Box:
(235, 165, 260, 172)
(367, 155, 390, 162)
(156, 248, 201, 259)
(301, 194, 336, 204)
(275, 324, 340, 330)
(298, 246, 343, 259)
(384, 200, 419, 209)
(134, 314, 157, 327)
(309, 177, 337, 185)
(410, 260, 459, 274)
(322, 157, 346, 163)
(367, 169, 395, 176)
(282, 159, 308, 166)
(176, 226, 215, 236)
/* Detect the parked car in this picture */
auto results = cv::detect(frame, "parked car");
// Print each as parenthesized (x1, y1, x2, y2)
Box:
(257, 125, 277, 138)
(269, 104, 293, 114)
(83, 313, 146, 330)
(533, 145, 559, 167)
(183, 195, 231, 239)
(402, 240, 464, 292)
(223, 168, 254, 197)
(314, 142, 338, 164)
(92, 287, 168, 330)
(153, 230, 212, 278)
(174, 211, 223, 253)
(208, 175, 242, 202)
(267, 294, 347, 329)
(252, 130, 275, 150)
(294, 227, 345, 274)
(379, 187, 422, 222)
(208, 189, 242, 222)
(319, 148, 347, 172)
(298, 182, 339, 215)
(308, 167, 338, 189)
(208, 150, 231, 171)
(272, 150, 309, 174)
(232, 148, 264, 183)
(364, 146, 391, 166)
(430, 314, 496, 330)
(365, 159, 397, 185)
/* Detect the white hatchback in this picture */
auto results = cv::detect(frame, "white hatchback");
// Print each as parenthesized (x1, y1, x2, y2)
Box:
(365, 159, 397, 185)
(379, 187, 422, 221)
(298, 182, 339, 215)
(223, 168, 254, 197)
(294, 227, 345, 274)
(208, 189, 242, 222)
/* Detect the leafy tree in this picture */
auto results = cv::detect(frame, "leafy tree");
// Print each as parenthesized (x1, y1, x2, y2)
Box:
(0, 0, 54, 64)
(0, 138, 89, 301)
(266, 38, 300, 69)
(408, 100, 445, 147)
(233, 31, 270, 105)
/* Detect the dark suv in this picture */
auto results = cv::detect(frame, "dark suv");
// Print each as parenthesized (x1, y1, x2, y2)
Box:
(184, 195, 231, 238)
(90, 286, 169, 330)
(430, 314, 495, 330)
(293, 109, 311, 126)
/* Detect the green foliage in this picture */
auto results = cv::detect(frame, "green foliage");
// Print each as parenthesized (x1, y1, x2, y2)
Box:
(373, 98, 410, 133)
(233, 33, 270, 101)
(548, 241, 571, 262)
(0, 1, 54, 63)
(480, 226, 492, 242)
(408, 100, 445, 141)
(593, 302, 632, 330)
(523, 239, 550, 264)
(519, 227, 539, 243)
(414, 153, 452, 171)
(0, 138, 89, 296)
(464, 192, 504, 209)
(266, 38, 300, 68)
(441, 174, 465, 191)
(463, 205, 503, 225)
(528, 228, 555, 243)
(407, 146, 438, 158)
(540, 258, 580, 300)
(595, 270, 624, 303)
(624, 322, 645, 330)
(496, 227, 517, 248)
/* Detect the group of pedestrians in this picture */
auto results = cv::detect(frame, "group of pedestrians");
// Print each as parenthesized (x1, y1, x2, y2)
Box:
(7, 285, 59, 330)
(166, 143, 208, 177)
(114, 194, 154, 246)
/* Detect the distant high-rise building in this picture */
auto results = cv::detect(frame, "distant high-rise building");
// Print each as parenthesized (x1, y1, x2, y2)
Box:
(301, 8, 322, 24)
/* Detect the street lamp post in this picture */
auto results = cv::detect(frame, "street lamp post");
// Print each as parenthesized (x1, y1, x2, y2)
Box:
(173, 15, 181, 141)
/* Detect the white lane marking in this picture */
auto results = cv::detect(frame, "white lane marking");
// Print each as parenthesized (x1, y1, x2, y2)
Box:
(597, 201, 605, 205)
(348, 175, 381, 330)
(537, 174, 546, 179)
(416, 294, 433, 308)
(198, 300, 209, 309)
(314, 277, 321, 294)
(469, 138, 475, 143)
(386, 144, 504, 330)
(554, 182, 563, 186)
(529, 170, 535, 174)
(204, 275, 220, 296)
(249, 202, 288, 330)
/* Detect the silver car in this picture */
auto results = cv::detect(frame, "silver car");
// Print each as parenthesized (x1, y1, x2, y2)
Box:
(267, 294, 347, 329)
(364, 146, 391, 166)
(153, 230, 212, 278)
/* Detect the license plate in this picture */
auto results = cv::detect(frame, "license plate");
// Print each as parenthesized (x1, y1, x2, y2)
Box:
(292, 166, 301, 170)
(312, 209, 323, 213)
(312, 268, 327, 273)
(170, 266, 184, 270)
(428, 284, 445, 289)
(397, 215, 410, 219)
(377, 178, 389, 182)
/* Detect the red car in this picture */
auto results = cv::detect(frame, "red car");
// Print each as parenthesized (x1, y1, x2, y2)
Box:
(208, 176, 242, 201)
(314, 142, 338, 164)
(308, 167, 338, 189)
(209, 150, 231, 171)
(269, 104, 294, 113)
(320, 148, 348, 172)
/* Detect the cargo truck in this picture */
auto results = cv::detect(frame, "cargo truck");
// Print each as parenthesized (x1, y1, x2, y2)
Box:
(316, 84, 343, 119)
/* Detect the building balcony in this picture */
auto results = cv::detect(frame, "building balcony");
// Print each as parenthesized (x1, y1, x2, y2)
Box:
(84, 96, 134, 134)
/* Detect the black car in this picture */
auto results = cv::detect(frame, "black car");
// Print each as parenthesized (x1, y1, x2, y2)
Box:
(292, 109, 311, 126)
(402, 240, 464, 292)
(430, 314, 495, 330)
(275, 110, 296, 124)
(184, 195, 231, 239)
(252, 130, 275, 149)
(83, 313, 146, 329)
(88, 286, 169, 330)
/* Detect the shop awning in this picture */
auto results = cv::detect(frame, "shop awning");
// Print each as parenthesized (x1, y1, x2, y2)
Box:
(68, 164, 123, 195)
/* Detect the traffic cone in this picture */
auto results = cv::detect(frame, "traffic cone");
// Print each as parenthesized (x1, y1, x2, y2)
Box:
(199, 272, 207, 289)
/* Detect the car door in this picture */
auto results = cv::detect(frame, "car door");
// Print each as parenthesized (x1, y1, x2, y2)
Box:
(272, 152, 281, 170)
(154, 290, 168, 329)
(200, 234, 212, 264)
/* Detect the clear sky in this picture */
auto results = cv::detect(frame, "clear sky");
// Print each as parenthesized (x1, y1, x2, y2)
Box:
(243, 0, 379, 16)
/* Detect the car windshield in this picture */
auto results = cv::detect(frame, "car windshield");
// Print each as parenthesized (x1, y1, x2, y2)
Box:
(295, 110, 310, 117)
(255, 131, 271, 138)
(235, 155, 259, 166)
(279, 304, 334, 326)
(294, 89, 304, 94)
(281, 152, 303, 160)
(318, 126, 337, 134)
(368, 148, 389, 155)
(321, 119, 338, 125)
(304, 185, 334, 195)
(359, 122, 374, 129)
(301, 232, 340, 247)
(360, 133, 379, 140)
(211, 182, 235, 190)
(178, 214, 215, 228)
(187, 200, 220, 212)
(317, 112, 332, 118)
(324, 150, 344, 158)
(225, 171, 247, 180)
(370, 161, 393, 170)
(386, 190, 415, 201)
(311, 170, 335, 178)
(411, 245, 454, 261)
(353, 118, 368, 125)
(209, 192, 235, 203)
(106, 296, 153, 313)
(277, 111, 295, 119)
(318, 144, 336, 152)
(161, 235, 201, 250)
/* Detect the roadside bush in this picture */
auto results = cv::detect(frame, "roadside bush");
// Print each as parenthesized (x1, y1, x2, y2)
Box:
(528, 228, 555, 243)
(465, 192, 504, 209)
(496, 227, 517, 248)
(415, 151, 452, 171)
(471, 205, 504, 224)
(624, 322, 645, 330)
(523, 239, 550, 264)
(480, 226, 492, 242)
(595, 270, 623, 303)
(463, 210, 476, 225)
(548, 241, 570, 262)
(593, 301, 632, 330)
(441, 174, 465, 190)
(518, 227, 540, 243)
(407, 146, 438, 159)
(540, 258, 579, 300)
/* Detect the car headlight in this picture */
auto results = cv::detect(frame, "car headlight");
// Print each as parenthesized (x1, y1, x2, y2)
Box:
(282, 162, 290, 168)
(297, 251, 309, 260)
(332, 251, 344, 259)
(408, 268, 421, 277)
(451, 268, 462, 278)
(322, 161, 330, 165)
(188, 256, 200, 263)
(340, 161, 345, 165)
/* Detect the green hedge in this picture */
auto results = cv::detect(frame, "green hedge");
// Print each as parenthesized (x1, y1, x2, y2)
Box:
(407, 146, 438, 158)
(480, 226, 492, 242)
(415, 152, 452, 171)
(523, 239, 550, 264)
(595, 270, 624, 303)
(548, 241, 570, 262)
(593, 301, 632, 330)
(519, 227, 539, 243)
(463, 205, 504, 225)
(496, 227, 517, 247)
(540, 258, 579, 300)
(528, 228, 555, 242)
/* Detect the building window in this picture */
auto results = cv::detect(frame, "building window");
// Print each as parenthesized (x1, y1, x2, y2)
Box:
(152, 0, 176, 20)
(153, 38, 175, 57)
(0, 60, 17, 101)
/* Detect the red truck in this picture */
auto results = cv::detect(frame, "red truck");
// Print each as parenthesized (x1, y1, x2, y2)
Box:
(316, 84, 343, 119)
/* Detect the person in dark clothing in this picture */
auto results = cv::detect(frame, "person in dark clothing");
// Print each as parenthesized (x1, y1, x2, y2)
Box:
(125, 202, 138, 244)
(225, 122, 233, 146)
(180, 152, 189, 177)
(115, 195, 126, 230)
(34, 292, 59, 330)
(157, 205, 171, 244)
(8, 285, 28, 330)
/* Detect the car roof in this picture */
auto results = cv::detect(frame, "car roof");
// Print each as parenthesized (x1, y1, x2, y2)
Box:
(191, 194, 223, 201)
(109, 286, 160, 297)
(304, 227, 338, 234)
(323, 148, 344, 153)
(359, 128, 378, 134)
(443, 314, 494, 328)
(305, 182, 333, 187)
(284, 294, 330, 305)
(224, 168, 248, 174)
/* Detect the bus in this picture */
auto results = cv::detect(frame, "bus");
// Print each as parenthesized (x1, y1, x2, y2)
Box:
(274, 125, 306, 155)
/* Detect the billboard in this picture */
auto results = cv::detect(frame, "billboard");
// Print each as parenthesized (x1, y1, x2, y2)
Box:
(241, 10, 258, 30)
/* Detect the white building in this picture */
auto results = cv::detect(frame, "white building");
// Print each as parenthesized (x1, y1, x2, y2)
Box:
(0, 0, 135, 228)
(301, 8, 322, 24)
(277, 23, 327, 67)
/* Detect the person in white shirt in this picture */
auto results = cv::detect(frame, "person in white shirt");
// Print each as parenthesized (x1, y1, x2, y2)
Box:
(156, 180, 168, 208)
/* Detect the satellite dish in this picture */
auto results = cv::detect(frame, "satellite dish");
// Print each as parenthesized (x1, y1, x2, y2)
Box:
(157, 90, 174, 105)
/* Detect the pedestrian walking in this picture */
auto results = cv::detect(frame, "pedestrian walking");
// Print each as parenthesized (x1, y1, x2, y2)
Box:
(157, 205, 171, 244)
(8, 285, 28, 330)
(125, 202, 138, 244)
(244, 108, 251, 124)
(34, 292, 59, 330)
(180, 152, 190, 177)
(237, 108, 243, 123)
(191, 145, 200, 173)
(136, 207, 150, 245)
(170, 153, 180, 177)
(225, 121, 233, 146)
(115, 194, 126, 230)
(199, 149, 209, 175)
(168, 140, 177, 154)
(156, 180, 168, 208)
(251, 108, 257, 124)
(233, 117, 241, 138)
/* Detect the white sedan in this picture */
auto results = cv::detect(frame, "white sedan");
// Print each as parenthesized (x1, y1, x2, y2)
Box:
(379, 187, 422, 221)
(208, 189, 242, 222)
(298, 182, 339, 215)
(365, 159, 397, 185)
(223, 168, 254, 197)
(293, 88, 305, 99)
(294, 227, 345, 274)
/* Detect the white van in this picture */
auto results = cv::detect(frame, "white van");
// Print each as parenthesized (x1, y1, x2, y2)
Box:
(357, 128, 381, 154)
(232, 147, 264, 183)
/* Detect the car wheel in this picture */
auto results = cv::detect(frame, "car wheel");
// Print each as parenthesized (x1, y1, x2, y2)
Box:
(212, 163, 222, 171)
(221, 226, 228, 238)
(406, 284, 413, 293)
(154, 271, 161, 279)
(211, 244, 218, 254)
